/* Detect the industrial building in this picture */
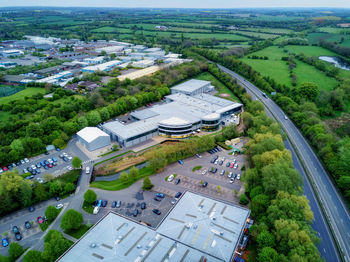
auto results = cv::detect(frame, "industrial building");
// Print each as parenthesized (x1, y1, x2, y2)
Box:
(35, 70, 73, 85)
(57, 191, 250, 262)
(171, 79, 213, 96)
(132, 59, 155, 68)
(102, 79, 242, 148)
(81, 60, 122, 73)
(0, 49, 24, 57)
(95, 45, 124, 55)
(76, 127, 111, 151)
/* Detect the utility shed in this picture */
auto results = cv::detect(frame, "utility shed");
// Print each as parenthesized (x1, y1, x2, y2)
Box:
(76, 127, 110, 151)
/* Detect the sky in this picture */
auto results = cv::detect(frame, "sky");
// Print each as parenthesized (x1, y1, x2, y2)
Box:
(0, 0, 349, 8)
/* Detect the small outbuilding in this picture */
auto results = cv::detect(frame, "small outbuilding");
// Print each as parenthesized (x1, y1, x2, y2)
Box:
(76, 127, 111, 151)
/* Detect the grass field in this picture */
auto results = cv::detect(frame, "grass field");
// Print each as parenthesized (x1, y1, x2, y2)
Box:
(318, 27, 350, 34)
(91, 26, 118, 33)
(233, 30, 279, 39)
(242, 46, 339, 91)
(195, 72, 241, 102)
(284, 45, 337, 57)
(0, 88, 46, 105)
(244, 27, 293, 34)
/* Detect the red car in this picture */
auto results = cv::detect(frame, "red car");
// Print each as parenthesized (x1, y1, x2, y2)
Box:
(229, 163, 234, 168)
(37, 216, 44, 224)
(48, 164, 53, 168)
(2, 167, 8, 172)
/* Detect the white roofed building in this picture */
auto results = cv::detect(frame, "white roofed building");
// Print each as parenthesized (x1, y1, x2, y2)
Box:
(76, 127, 111, 151)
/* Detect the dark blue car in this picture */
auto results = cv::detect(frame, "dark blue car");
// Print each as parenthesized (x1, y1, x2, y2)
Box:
(2, 238, 8, 247)
(178, 160, 183, 165)
(156, 193, 164, 198)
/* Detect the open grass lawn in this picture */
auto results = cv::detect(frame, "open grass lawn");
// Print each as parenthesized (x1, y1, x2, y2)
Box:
(0, 88, 46, 105)
(241, 46, 339, 91)
(91, 26, 118, 33)
(91, 166, 154, 191)
(294, 60, 338, 91)
(285, 45, 337, 57)
(234, 30, 280, 39)
(244, 27, 293, 34)
(195, 72, 241, 102)
(318, 27, 350, 34)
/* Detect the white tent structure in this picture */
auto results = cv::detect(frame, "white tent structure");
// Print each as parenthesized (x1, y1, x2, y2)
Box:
(77, 127, 111, 151)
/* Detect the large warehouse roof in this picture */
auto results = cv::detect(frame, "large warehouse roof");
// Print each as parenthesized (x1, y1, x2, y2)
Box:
(77, 127, 109, 143)
(58, 192, 249, 262)
(171, 79, 210, 93)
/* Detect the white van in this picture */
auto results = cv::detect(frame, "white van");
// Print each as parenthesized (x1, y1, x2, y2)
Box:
(86, 167, 90, 174)
(93, 206, 100, 215)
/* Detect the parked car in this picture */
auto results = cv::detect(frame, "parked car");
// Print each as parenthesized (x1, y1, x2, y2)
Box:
(40, 161, 45, 167)
(15, 233, 22, 241)
(234, 164, 238, 169)
(141, 202, 146, 209)
(230, 163, 234, 168)
(67, 155, 72, 160)
(152, 209, 161, 215)
(220, 170, 225, 176)
(56, 204, 63, 209)
(167, 174, 175, 182)
(37, 216, 44, 224)
(0, 168, 3, 174)
(23, 168, 28, 173)
(230, 178, 234, 184)
(52, 162, 57, 166)
(171, 199, 177, 205)
(56, 147, 61, 151)
(12, 226, 19, 234)
(202, 181, 208, 187)
(48, 164, 53, 168)
(201, 170, 207, 175)
(97, 200, 102, 207)
(111, 201, 117, 208)
(45, 151, 50, 155)
(28, 206, 35, 212)
(116, 200, 121, 208)
(218, 160, 223, 166)
(237, 174, 241, 180)
(2, 238, 9, 247)
(175, 178, 181, 185)
(102, 200, 108, 207)
(175, 192, 182, 198)
(195, 154, 202, 158)
(226, 162, 230, 167)
(63, 157, 68, 162)
(36, 163, 41, 168)
(178, 160, 183, 165)
(55, 196, 60, 201)
(25, 221, 31, 229)
(210, 158, 215, 164)
(212, 168, 217, 173)
(133, 209, 138, 217)
(27, 175, 34, 180)
(44, 165, 49, 170)
(52, 157, 57, 162)
(20, 160, 25, 165)
(24, 158, 29, 163)
(156, 193, 164, 198)
(154, 197, 161, 202)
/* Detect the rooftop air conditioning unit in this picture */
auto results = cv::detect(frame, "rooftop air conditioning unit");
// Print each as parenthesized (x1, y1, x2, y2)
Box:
(90, 243, 97, 248)
(137, 245, 142, 249)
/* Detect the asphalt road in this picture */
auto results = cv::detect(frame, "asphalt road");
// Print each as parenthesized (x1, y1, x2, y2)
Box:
(218, 64, 347, 262)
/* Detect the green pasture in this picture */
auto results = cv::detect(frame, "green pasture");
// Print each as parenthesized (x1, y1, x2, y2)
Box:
(284, 45, 337, 57)
(0, 88, 46, 105)
(242, 46, 339, 91)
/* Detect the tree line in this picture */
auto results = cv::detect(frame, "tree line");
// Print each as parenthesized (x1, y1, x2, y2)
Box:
(0, 169, 80, 217)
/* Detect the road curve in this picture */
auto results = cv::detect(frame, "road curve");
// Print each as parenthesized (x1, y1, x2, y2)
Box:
(218, 64, 350, 262)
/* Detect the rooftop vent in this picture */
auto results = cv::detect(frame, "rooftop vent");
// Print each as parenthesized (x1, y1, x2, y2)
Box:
(137, 245, 142, 249)
(90, 243, 97, 248)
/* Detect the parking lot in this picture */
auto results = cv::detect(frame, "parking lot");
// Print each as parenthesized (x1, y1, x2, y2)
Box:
(92, 189, 174, 228)
(6, 149, 76, 181)
(149, 147, 246, 204)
